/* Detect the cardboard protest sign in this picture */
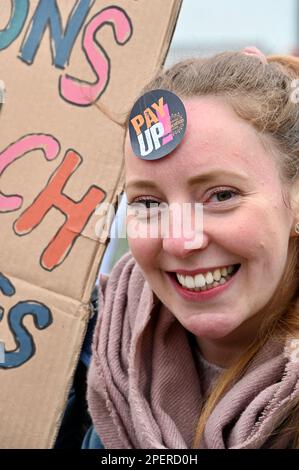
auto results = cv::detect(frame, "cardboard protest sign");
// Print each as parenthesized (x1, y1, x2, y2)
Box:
(0, 0, 182, 448)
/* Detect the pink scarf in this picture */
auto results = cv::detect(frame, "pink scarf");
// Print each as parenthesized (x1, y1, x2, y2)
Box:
(87, 252, 299, 448)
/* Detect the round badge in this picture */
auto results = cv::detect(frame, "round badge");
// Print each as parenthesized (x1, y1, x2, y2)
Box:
(129, 89, 187, 160)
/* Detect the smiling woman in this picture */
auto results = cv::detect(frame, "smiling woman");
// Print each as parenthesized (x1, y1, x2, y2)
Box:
(86, 50, 299, 449)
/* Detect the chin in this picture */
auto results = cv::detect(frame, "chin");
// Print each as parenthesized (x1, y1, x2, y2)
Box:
(181, 312, 244, 340)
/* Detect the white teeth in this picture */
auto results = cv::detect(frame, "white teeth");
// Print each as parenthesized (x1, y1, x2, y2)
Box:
(205, 272, 214, 285)
(221, 267, 228, 277)
(185, 275, 195, 289)
(195, 273, 206, 287)
(175, 264, 238, 291)
(213, 269, 221, 281)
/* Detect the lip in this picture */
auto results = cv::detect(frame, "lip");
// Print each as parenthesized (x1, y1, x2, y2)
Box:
(168, 264, 237, 276)
(166, 268, 240, 302)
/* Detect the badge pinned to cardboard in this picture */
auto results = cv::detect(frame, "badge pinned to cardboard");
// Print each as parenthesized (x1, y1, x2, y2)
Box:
(129, 89, 187, 160)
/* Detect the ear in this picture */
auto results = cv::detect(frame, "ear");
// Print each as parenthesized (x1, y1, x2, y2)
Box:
(288, 179, 299, 237)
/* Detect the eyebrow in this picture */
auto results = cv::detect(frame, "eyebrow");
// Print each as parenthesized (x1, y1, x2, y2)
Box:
(125, 170, 248, 191)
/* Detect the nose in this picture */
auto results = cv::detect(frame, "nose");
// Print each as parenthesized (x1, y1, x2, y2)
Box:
(162, 205, 210, 258)
(162, 231, 210, 258)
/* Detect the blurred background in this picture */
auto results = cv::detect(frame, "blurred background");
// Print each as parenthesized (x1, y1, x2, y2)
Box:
(168, 0, 299, 63)
(99, 0, 299, 274)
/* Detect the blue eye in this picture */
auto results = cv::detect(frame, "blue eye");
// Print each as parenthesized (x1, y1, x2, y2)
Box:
(128, 198, 160, 208)
(206, 188, 239, 203)
(127, 198, 163, 220)
(140, 200, 160, 208)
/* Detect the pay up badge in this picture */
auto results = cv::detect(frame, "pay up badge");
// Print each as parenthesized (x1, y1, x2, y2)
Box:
(129, 89, 187, 160)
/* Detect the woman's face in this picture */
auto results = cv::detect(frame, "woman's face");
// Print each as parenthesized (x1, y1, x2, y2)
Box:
(125, 96, 295, 340)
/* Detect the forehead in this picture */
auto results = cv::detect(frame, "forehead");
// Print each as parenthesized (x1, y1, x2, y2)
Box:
(125, 96, 278, 188)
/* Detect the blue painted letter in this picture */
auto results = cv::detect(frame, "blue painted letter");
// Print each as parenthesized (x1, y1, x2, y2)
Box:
(1, 301, 52, 369)
(0, 0, 29, 50)
(0, 273, 53, 369)
(20, 0, 94, 68)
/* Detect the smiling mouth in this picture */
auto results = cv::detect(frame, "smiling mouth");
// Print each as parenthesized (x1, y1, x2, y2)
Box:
(168, 264, 241, 292)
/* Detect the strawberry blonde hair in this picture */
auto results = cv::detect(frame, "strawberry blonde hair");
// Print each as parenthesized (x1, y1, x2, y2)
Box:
(139, 52, 299, 448)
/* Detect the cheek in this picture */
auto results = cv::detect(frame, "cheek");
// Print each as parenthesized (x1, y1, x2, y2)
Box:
(213, 205, 290, 262)
(127, 233, 161, 270)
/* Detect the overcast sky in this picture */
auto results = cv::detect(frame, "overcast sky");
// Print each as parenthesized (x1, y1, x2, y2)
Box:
(170, 0, 297, 54)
